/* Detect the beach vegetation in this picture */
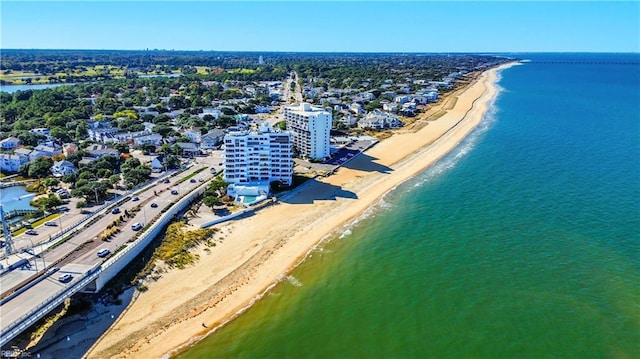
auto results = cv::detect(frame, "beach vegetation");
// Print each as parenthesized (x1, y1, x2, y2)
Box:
(147, 222, 215, 270)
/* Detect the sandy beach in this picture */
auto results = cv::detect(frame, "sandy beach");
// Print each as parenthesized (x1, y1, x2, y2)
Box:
(85, 62, 518, 359)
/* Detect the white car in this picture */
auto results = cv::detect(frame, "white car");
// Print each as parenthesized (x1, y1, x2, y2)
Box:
(44, 221, 57, 226)
(131, 222, 143, 231)
(97, 248, 111, 257)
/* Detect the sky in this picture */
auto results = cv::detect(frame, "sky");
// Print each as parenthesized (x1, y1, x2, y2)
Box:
(1, 1, 638, 53)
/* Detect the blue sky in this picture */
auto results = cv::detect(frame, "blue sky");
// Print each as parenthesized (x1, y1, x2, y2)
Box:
(1, 1, 638, 52)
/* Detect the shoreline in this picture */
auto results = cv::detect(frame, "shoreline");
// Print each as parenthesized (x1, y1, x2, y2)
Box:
(85, 62, 520, 359)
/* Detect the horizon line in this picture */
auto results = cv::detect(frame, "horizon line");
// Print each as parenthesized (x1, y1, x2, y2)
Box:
(1, 49, 639, 55)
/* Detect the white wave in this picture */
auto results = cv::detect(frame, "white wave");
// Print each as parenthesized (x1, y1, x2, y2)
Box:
(409, 89, 502, 190)
(286, 275, 302, 287)
(339, 229, 352, 239)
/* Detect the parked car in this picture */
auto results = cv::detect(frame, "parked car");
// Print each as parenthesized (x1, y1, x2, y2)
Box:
(131, 222, 143, 231)
(132, 196, 139, 202)
(189, 178, 196, 183)
(44, 221, 57, 226)
(58, 273, 72, 283)
(111, 207, 121, 214)
(150, 203, 158, 208)
(163, 178, 170, 184)
(97, 248, 111, 258)
(198, 178, 204, 182)
(25, 229, 37, 235)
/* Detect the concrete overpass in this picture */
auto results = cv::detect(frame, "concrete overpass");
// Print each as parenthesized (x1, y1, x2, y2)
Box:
(0, 165, 212, 348)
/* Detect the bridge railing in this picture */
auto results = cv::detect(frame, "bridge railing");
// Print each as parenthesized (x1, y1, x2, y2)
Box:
(0, 265, 103, 347)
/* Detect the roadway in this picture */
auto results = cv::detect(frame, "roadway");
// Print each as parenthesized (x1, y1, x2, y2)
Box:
(1, 164, 214, 339)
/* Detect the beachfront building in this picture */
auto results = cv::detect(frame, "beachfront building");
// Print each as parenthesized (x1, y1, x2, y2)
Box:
(284, 103, 331, 161)
(223, 123, 292, 200)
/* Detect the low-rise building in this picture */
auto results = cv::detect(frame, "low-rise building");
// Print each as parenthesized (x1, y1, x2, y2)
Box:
(0, 154, 28, 173)
(358, 110, 403, 130)
(200, 129, 226, 150)
(32, 145, 61, 159)
(51, 160, 78, 177)
(86, 144, 120, 158)
(0, 137, 21, 150)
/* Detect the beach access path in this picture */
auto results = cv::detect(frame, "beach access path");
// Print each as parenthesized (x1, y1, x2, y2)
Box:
(85, 62, 519, 359)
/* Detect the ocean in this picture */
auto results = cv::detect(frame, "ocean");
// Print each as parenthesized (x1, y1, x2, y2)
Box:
(178, 53, 640, 358)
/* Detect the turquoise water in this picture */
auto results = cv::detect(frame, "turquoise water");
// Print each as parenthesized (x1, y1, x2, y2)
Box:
(0, 186, 37, 212)
(241, 196, 258, 204)
(178, 54, 640, 358)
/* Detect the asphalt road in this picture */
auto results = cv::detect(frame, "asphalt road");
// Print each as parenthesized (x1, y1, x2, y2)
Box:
(0, 165, 213, 332)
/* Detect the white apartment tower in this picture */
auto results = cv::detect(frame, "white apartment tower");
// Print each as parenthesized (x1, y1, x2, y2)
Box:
(284, 103, 331, 161)
(223, 124, 292, 186)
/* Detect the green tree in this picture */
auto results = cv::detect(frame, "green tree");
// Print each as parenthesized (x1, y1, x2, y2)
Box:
(163, 155, 180, 170)
(28, 156, 54, 178)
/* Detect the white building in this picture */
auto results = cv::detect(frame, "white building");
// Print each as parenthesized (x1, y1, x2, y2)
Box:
(0, 154, 28, 173)
(284, 103, 331, 161)
(182, 128, 202, 144)
(50, 160, 78, 177)
(358, 110, 403, 130)
(223, 124, 292, 196)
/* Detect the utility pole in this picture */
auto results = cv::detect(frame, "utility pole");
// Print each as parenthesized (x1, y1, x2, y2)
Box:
(0, 205, 13, 256)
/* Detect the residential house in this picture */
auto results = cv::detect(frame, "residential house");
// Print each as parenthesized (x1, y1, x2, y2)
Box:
(0, 137, 21, 150)
(361, 92, 376, 101)
(150, 155, 165, 172)
(13, 148, 33, 161)
(182, 128, 202, 144)
(32, 145, 61, 159)
(394, 95, 412, 104)
(200, 129, 226, 150)
(86, 144, 119, 158)
(0, 154, 29, 173)
(349, 103, 365, 115)
(30, 128, 50, 139)
(255, 105, 271, 114)
(50, 160, 78, 177)
(383, 103, 398, 112)
(199, 108, 222, 120)
(133, 133, 163, 147)
(381, 91, 397, 100)
(175, 142, 199, 157)
(358, 110, 403, 130)
(62, 143, 78, 157)
(339, 114, 358, 127)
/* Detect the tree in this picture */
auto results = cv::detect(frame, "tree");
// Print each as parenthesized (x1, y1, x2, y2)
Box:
(113, 142, 130, 154)
(28, 156, 54, 178)
(61, 173, 76, 184)
(121, 157, 142, 173)
(163, 155, 180, 170)
(123, 166, 151, 188)
(31, 193, 64, 211)
(75, 120, 88, 140)
(153, 124, 176, 138)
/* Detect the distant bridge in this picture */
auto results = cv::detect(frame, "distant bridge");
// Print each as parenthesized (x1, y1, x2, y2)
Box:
(531, 61, 639, 66)
(0, 180, 38, 190)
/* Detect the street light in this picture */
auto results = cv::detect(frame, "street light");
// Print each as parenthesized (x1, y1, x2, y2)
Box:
(20, 237, 40, 272)
(58, 214, 64, 238)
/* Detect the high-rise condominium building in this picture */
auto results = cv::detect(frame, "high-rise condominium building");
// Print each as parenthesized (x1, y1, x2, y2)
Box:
(223, 124, 292, 187)
(284, 103, 331, 161)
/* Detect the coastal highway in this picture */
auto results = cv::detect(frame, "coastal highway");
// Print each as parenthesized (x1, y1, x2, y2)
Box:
(0, 164, 214, 336)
